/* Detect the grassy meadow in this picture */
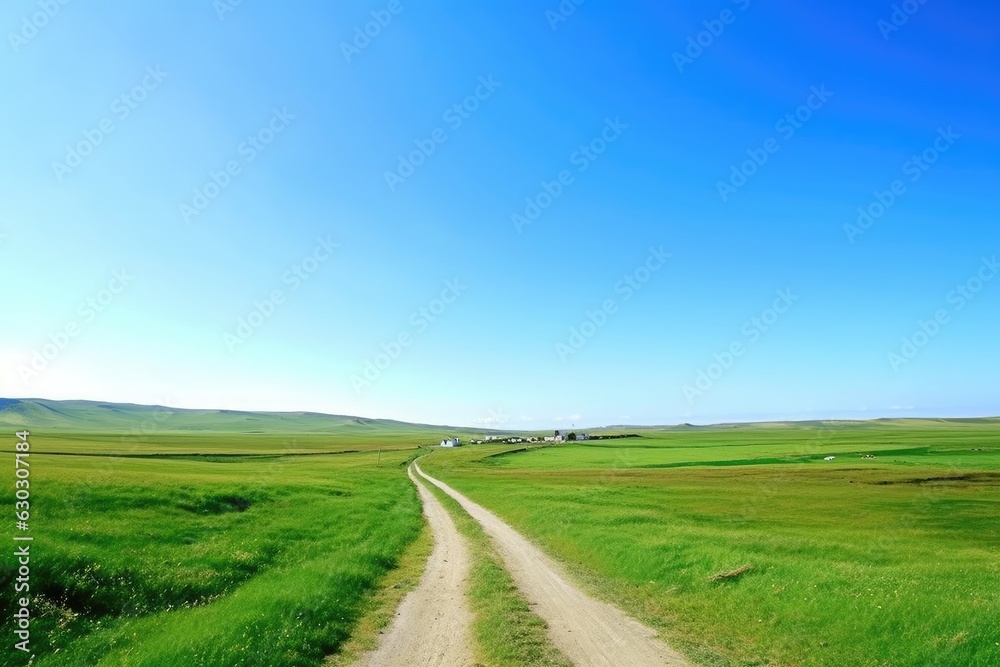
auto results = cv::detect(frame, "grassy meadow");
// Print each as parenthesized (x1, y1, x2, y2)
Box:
(420, 419, 1000, 667)
(0, 424, 429, 666)
(3, 398, 997, 667)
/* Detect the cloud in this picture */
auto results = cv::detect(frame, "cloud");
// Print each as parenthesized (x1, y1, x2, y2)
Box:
(473, 407, 511, 426)
(473, 416, 506, 425)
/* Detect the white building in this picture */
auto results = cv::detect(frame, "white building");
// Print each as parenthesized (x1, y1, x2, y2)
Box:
(440, 437, 461, 448)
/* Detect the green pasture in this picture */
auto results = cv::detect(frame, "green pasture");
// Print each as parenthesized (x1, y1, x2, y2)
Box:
(27, 430, 423, 456)
(3, 398, 997, 667)
(0, 398, 492, 455)
(1, 431, 424, 667)
(421, 420, 1000, 666)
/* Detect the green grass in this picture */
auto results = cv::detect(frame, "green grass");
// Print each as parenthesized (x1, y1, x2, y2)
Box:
(421, 421, 1000, 667)
(5, 403, 998, 666)
(324, 521, 433, 666)
(0, 398, 501, 447)
(1, 432, 426, 666)
(418, 467, 570, 667)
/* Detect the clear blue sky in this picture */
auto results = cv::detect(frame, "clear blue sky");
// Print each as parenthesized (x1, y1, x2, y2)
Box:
(1, 0, 997, 428)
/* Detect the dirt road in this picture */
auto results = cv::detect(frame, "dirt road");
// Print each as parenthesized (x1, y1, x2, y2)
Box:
(413, 462, 691, 667)
(356, 467, 475, 667)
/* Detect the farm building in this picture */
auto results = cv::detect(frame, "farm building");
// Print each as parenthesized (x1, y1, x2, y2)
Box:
(439, 437, 461, 447)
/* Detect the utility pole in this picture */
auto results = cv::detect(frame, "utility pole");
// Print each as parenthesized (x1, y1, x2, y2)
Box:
(377, 448, 381, 467)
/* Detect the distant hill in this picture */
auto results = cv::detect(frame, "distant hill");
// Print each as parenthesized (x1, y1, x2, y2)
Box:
(1, 398, 995, 436)
(587, 416, 999, 432)
(0, 398, 500, 436)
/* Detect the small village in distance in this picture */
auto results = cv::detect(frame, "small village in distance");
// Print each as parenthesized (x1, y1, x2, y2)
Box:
(439, 430, 591, 447)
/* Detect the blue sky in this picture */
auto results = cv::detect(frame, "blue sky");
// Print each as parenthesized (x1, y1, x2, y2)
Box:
(1, 0, 997, 428)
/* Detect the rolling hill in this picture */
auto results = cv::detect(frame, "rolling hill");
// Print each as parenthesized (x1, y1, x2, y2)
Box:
(0, 398, 497, 436)
(2, 398, 995, 437)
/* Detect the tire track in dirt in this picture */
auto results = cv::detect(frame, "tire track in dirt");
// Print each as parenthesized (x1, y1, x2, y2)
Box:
(355, 466, 475, 667)
(414, 462, 691, 667)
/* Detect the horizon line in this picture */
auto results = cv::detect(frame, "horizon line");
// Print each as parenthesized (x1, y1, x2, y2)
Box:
(2, 395, 997, 432)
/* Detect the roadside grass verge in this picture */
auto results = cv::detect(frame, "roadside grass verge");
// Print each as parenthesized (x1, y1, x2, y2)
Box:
(324, 522, 433, 666)
(417, 467, 570, 667)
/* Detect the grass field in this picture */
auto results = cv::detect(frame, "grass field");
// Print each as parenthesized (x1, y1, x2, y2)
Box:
(0, 399, 487, 458)
(0, 428, 425, 666)
(4, 399, 998, 666)
(420, 420, 1000, 667)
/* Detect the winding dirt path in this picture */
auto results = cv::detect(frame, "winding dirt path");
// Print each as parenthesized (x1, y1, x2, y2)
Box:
(414, 462, 691, 667)
(356, 467, 475, 667)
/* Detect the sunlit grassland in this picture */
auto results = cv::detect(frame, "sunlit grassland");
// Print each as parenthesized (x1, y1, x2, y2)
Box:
(1, 432, 424, 667)
(0, 398, 491, 455)
(421, 421, 1000, 666)
(29, 429, 427, 456)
